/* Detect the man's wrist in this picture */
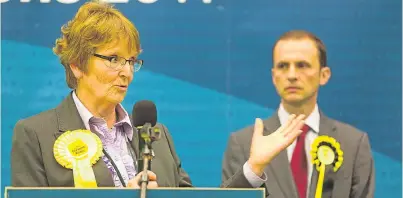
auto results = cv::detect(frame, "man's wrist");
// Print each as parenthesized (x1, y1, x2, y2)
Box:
(247, 159, 265, 177)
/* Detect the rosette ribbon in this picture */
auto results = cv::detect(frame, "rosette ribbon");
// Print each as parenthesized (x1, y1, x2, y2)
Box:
(310, 135, 344, 198)
(53, 129, 103, 187)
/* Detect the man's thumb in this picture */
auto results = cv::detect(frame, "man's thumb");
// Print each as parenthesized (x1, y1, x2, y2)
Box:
(253, 118, 264, 139)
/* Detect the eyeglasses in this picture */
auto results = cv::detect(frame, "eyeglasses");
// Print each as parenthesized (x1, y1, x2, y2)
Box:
(93, 53, 144, 72)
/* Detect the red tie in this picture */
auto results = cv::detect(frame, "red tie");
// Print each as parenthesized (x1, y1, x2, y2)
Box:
(291, 124, 310, 198)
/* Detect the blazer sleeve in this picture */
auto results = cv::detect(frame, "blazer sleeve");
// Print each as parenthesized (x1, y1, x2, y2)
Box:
(11, 120, 49, 187)
(221, 132, 256, 188)
(350, 133, 375, 198)
(161, 125, 193, 187)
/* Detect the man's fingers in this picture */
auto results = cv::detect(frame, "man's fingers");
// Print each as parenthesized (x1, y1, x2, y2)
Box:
(284, 117, 305, 140)
(285, 128, 303, 143)
(276, 114, 296, 135)
(282, 114, 305, 136)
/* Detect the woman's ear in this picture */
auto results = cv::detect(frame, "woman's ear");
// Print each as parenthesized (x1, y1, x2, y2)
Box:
(70, 63, 83, 79)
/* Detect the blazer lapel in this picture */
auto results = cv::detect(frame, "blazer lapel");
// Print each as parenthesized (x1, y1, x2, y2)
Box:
(54, 92, 115, 187)
(263, 115, 299, 198)
(308, 112, 337, 198)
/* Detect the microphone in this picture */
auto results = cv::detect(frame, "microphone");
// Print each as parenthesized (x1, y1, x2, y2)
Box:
(132, 100, 157, 127)
(132, 100, 161, 198)
(132, 100, 161, 144)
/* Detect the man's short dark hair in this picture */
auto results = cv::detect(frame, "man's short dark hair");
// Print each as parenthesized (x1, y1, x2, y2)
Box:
(273, 30, 327, 67)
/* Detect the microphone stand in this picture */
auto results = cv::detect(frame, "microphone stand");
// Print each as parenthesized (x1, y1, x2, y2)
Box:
(140, 141, 153, 198)
(139, 123, 157, 198)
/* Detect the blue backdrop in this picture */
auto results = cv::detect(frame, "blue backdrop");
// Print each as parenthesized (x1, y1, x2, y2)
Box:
(1, 0, 402, 197)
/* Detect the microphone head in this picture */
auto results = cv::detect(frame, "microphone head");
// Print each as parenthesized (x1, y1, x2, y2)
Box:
(132, 100, 157, 127)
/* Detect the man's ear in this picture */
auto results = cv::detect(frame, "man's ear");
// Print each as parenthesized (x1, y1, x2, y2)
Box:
(271, 67, 276, 85)
(319, 66, 331, 86)
(70, 63, 83, 79)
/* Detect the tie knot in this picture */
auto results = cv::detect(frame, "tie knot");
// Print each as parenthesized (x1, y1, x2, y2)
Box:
(300, 124, 310, 138)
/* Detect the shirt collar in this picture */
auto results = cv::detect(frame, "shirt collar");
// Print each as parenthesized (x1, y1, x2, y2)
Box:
(277, 103, 320, 133)
(71, 91, 133, 140)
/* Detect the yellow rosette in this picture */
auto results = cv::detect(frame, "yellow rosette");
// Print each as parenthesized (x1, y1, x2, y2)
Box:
(310, 135, 344, 198)
(53, 129, 103, 187)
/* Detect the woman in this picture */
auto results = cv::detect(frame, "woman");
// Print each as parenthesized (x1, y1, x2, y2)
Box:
(11, 1, 192, 188)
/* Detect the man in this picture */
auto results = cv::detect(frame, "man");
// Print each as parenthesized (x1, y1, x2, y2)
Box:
(221, 30, 375, 198)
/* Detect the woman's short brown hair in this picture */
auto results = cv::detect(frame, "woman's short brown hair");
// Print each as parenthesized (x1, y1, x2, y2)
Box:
(53, 1, 141, 89)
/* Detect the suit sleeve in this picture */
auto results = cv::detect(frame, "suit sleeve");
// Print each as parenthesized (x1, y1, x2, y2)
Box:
(162, 125, 193, 187)
(350, 133, 375, 198)
(221, 133, 265, 188)
(11, 120, 49, 187)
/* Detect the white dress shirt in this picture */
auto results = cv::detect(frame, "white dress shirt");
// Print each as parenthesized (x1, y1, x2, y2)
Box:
(243, 103, 320, 191)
